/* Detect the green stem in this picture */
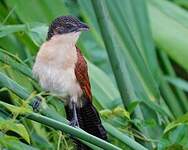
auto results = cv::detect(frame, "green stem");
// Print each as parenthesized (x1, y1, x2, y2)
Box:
(26, 112, 121, 150)
(104, 122, 148, 150)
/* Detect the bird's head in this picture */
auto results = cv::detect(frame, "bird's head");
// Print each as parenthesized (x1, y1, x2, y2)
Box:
(47, 16, 89, 41)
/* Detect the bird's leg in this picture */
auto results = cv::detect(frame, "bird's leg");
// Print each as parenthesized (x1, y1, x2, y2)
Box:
(32, 97, 42, 112)
(69, 100, 79, 127)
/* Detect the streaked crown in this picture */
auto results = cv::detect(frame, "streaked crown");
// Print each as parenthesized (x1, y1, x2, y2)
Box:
(47, 16, 89, 40)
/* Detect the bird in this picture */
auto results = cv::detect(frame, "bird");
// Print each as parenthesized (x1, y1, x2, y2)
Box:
(32, 16, 107, 149)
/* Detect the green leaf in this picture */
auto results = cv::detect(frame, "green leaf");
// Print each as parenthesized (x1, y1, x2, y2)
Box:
(27, 24, 48, 46)
(88, 61, 121, 109)
(0, 133, 38, 150)
(165, 76, 188, 92)
(160, 125, 188, 150)
(158, 50, 188, 113)
(6, 0, 68, 23)
(164, 113, 188, 134)
(0, 48, 33, 79)
(113, 106, 130, 120)
(0, 72, 31, 99)
(0, 101, 31, 115)
(0, 24, 27, 38)
(174, 0, 188, 9)
(103, 122, 148, 150)
(148, 0, 188, 72)
(0, 117, 30, 143)
(128, 101, 140, 114)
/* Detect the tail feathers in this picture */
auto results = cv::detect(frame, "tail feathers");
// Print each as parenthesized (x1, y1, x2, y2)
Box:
(80, 103, 107, 140)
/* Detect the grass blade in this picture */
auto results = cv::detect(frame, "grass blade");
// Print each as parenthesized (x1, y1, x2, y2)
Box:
(104, 122, 148, 150)
(165, 76, 188, 92)
(148, 0, 188, 71)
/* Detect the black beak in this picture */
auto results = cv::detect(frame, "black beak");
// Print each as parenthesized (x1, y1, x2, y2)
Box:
(77, 22, 89, 31)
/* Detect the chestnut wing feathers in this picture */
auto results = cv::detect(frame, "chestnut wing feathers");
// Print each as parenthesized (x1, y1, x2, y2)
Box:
(75, 48, 92, 101)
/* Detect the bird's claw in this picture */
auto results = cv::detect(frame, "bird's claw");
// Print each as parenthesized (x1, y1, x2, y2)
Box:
(69, 119, 79, 127)
(32, 97, 42, 112)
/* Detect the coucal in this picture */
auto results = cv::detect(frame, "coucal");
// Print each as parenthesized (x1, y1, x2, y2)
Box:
(32, 16, 107, 149)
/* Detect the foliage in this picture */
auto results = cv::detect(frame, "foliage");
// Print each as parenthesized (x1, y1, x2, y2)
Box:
(0, 0, 188, 149)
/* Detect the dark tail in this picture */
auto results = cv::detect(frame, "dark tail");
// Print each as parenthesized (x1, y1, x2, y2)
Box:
(65, 101, 107, 150)
(80, 102, 107, 140)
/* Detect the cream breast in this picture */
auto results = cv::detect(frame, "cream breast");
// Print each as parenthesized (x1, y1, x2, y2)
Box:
(32, 32, 83, 102)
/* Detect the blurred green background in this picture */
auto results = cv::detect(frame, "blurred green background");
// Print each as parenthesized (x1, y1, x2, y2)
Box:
(0, 0, 188, 149)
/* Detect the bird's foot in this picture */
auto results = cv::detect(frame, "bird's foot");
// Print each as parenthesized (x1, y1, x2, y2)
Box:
(69, 119, 79, 127)
(32, 97, 42, 112)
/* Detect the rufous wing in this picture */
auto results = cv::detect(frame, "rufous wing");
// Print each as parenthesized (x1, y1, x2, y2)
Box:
(74, 47, 92, 101)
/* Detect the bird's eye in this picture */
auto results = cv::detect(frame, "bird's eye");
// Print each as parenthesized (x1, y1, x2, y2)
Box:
(64, 22, 76, 28)
(65, 24, 72, 28)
